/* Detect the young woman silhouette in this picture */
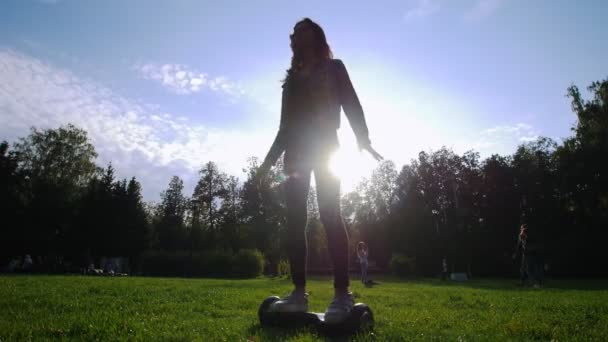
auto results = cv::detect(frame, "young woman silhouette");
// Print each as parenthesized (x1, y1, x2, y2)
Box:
(256, 18, 382, 323)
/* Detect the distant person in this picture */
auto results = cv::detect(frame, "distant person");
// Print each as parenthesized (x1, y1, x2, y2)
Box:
(441, 257, 448, 281)
(22, 254, 33, 271)
(513, 224, 527, 284)
(524, 224, 545, 288)
(356, 241, 369, 285)
(514, 224, 529, 285)
(256, 18, 383, 323)
(513, 224, 544, 287)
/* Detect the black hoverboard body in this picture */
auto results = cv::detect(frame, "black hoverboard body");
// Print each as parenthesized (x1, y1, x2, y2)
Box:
(258, 296, 374, 336)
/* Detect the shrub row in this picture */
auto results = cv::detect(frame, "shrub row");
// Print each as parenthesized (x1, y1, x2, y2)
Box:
(140, 249, 264, 278)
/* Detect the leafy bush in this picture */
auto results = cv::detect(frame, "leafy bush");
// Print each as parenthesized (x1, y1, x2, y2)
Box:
(232, 249, 264, 277)
(140, 250, 188, 277)
(140, 249, 264, 278)
(390, 253, 417, 276)
(277, 258, 290, 277)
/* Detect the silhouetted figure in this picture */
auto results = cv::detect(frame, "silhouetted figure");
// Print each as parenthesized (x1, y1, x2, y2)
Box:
(513, 225, 528, 285)
(356, 241, 369, 285)
(513, 224, 544, 287)
(256, 18, 382, 324)
(441, 257, 448, 281)
(22, 254, 33, 271)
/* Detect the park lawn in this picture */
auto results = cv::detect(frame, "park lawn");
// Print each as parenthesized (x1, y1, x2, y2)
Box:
(0, 275, 607, 341)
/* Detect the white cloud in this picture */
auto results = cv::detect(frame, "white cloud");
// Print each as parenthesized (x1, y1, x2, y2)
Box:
(0, 48, 271, 201)
(404, 0, 508, 23)
(405, 0, 441, 21)
(484, 123, 532, 135)
(471, 123, 539, 152)
(135, 62, 244, 98)
(463, 0, 507, 22)
(519, 135, 540, 143)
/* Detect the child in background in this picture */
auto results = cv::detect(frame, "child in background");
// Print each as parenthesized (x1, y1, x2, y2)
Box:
(357, 242, 369, 285)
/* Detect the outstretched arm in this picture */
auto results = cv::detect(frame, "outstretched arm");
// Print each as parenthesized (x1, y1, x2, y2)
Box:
(335, 59, 383, 161)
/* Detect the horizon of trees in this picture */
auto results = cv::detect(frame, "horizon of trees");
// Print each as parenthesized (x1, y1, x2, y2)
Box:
(1, 78, 606, 276)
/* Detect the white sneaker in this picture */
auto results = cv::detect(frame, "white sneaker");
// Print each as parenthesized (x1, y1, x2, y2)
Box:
(270, 291, 309, 313)
(324, 292, 355, 324)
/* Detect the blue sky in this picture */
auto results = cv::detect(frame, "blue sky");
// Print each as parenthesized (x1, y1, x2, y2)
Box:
(1, 0, 607, 201)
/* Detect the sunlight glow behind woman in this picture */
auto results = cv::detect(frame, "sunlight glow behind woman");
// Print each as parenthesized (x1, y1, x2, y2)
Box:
(328, 135, 377, 193)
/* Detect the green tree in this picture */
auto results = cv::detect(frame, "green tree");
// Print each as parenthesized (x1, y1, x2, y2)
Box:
(240, 157, 286, 269)
(217, 175, 243, 252)
(0, 141, 27, 261)
(155, 176, 188, 251)
(512, 137, 559, 241)
(122, 177, 150, 258)
(361, 160, 398, 267)
(14, 124, 97, 187)
(477, 154, 520, 273)
(13, 124, 97, 257)
(191, 162, 228, 248)
(551, 78, 608, 275)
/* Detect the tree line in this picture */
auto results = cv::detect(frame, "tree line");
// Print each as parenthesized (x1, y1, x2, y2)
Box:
(1, 79, 606, 276)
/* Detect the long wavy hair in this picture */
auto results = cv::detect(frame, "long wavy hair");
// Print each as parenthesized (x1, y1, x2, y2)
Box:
(283, 18, 333, 85)
(519, 224, 528, 239)
(357, 241, 367, 251)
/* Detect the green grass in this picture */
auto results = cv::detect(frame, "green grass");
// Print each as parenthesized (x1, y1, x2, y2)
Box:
(1, 275, 607, 341)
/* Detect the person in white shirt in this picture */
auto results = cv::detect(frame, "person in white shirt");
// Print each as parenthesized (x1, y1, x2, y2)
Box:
(22, 254, 33, 271)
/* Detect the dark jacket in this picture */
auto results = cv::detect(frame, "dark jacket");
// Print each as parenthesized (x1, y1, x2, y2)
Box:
(263, 59, 371, 167)
(516, 229, 544, 256)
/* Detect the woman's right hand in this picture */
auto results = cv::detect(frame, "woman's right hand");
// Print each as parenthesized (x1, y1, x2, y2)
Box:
(360, 143, 384, 162)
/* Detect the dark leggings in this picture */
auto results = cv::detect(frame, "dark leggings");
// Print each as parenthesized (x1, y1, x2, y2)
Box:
(525, 254, 544, 285)
(284, 157, 350, 289)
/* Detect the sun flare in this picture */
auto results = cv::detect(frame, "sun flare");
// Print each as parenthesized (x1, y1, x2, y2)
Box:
(328, 144, 377, 193)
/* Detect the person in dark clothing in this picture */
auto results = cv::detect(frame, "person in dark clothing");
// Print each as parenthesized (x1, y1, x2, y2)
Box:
(514, 224, 529, 285)
(441, 257, 448, 281)
(256, 18, 382, 323)
(513, 224, 545, 287)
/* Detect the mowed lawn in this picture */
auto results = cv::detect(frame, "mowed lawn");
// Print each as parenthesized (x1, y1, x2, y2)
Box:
(1, 275, 607, 341)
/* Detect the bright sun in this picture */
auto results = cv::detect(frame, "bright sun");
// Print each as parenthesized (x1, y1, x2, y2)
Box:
(328, 142, 377, 193)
